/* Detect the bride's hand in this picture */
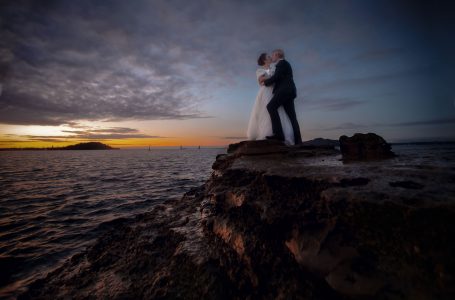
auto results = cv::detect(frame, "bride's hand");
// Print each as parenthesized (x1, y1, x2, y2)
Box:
(258, 75, 266, 85)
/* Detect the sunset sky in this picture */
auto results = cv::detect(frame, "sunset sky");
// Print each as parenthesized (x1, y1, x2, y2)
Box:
(0, 0, 454, 148)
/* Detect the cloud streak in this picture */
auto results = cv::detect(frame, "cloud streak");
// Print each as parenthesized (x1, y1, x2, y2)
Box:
(304, 97, 366, 111)
(391, 117, 455, 127)
(321, 117, 455, 131)
(4, 126, 164, 143)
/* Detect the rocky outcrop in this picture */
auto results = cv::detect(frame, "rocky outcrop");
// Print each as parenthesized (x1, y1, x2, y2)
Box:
(20, 139, 455, 299)
(339, 133, 395, 160)
(301, 138, 340, 147)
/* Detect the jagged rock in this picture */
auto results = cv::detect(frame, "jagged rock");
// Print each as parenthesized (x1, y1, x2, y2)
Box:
(20, 139, 455, 300)
(301, 138, 340, 147)
(339, 133, 395, 160)
(227, 139, 289, 156)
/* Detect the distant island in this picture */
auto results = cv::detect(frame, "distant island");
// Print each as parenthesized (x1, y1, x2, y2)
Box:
(0, 142, 118, 151)
(61, 142, 117, 150)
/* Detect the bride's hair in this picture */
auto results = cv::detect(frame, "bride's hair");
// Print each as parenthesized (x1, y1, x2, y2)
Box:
(257, 53, 267, 66)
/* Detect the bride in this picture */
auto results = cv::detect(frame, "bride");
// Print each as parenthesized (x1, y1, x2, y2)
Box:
(247, 53, 295, 145)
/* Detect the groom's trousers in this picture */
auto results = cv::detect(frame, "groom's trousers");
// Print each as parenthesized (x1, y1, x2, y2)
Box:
(266, 92, 302, 144)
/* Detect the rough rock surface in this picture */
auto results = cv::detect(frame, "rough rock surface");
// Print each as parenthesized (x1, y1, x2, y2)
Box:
(20, 139, 455, 299)
(339, 133, 395, 160)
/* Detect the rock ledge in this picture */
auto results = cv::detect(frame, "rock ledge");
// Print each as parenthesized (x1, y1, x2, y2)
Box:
(20, 140, 455, 300)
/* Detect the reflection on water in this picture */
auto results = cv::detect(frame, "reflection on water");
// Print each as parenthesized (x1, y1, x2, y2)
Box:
(0, 148, 224, 298)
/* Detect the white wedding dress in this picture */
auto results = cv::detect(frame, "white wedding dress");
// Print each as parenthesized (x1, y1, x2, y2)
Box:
(247, 65, 295, 145)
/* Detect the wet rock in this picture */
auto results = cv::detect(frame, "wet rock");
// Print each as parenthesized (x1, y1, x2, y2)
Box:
(339, 177, 370, 187)
(389, 180, 425, 189)
(339, 133, 395, 160)
(20, 139, 455, 300)
(227, 139, 289, 156)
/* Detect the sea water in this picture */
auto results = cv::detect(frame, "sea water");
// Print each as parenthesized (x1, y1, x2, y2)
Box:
(0, 148, 224, 298)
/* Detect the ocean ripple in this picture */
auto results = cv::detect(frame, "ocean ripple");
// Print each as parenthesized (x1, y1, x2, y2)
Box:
(0, 148, 224, 298)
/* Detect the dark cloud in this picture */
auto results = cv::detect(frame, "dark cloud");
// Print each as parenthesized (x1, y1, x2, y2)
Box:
(322, 117, 455, 131)
(89, 127, 139, 133)
(304, 97, 366, 111)
(0, 0, 452, 130)
(0, 0, 221, 126)
(25, 133, 161, 140)
(321, 122, 370, 131)
(61, 127, 140, 134)
(0, 139, 34, 143)
(2, 0, 328, 126)
(26, 138, 70, 143)
(391, 117, 455, 127)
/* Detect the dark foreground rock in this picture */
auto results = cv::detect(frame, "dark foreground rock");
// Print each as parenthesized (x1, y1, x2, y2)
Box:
(20, 140, 455, 299)
(339, 133, 395, 160)
(301, 138, 340, 147)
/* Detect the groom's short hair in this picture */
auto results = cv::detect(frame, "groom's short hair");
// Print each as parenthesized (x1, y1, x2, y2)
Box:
(273, 49, 285, 58)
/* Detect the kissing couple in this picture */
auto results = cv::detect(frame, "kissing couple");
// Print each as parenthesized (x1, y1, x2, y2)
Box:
(247, 49, 302, 145)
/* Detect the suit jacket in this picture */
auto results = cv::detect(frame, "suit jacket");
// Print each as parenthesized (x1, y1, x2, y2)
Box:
(264, 59, 297, 98)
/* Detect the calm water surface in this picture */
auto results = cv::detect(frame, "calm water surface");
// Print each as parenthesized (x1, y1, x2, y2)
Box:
(0, 148, 225, 299)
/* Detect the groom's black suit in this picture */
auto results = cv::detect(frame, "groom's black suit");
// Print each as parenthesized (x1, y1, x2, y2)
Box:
(263, 59, 302, 144)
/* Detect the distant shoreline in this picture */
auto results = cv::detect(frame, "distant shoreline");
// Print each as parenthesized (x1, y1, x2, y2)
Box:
(0, 142, 118, 151)
(1, 140, 454, 151)
(390, 141, 455, 146)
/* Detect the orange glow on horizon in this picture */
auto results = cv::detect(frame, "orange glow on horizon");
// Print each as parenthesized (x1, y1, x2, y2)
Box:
(0, 137, 241, 149)
(0, 123, 246, 149)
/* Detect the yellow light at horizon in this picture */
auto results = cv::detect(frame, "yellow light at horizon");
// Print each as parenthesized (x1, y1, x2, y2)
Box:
(101, 137, 237, 148)
(5, 125, 72, 137)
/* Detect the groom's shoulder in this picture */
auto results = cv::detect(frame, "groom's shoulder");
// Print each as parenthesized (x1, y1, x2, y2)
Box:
(279, 59, 291, 67)
(275, 59, 286, 68)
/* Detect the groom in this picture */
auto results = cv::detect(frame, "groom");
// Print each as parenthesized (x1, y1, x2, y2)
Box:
(260, 49, 302, 144)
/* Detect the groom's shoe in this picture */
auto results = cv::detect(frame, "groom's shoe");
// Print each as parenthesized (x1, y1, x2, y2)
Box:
(266, 135, 284, 141)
